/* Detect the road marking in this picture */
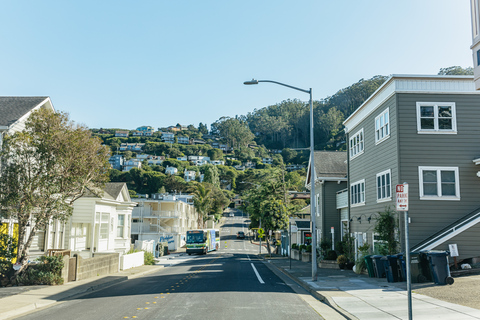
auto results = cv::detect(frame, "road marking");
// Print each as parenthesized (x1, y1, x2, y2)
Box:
(251, 263, 265, 284)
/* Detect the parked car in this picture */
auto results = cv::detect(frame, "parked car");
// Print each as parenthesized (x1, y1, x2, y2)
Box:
(237, 231, 245, 239)
(229, 212, 234, 217)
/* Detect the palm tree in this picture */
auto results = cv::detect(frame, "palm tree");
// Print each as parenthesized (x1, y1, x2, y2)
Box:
(191, 183, 211, 228)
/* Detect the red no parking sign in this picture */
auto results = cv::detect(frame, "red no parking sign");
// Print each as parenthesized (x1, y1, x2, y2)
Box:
(396, 184, 409, 211)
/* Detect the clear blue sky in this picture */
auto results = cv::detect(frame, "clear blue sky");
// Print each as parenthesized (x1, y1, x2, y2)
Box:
(0, 1, 472, 130)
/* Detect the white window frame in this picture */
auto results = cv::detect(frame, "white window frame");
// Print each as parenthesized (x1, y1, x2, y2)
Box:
(416, 102, 457, 134)
(375, 108, 390, 144)
(117, 214, 125, 238)
(349, 128, 364, 160)
(350, 179, 365, 207)
(376, 169, 392, 202)
(418, 166, 460, 200)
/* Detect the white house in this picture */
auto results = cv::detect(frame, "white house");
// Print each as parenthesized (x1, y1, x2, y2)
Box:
(123, 159, 142, 171)
(0, 97, 56, 251)
(184, 169, 196, 182)
(63, 183, 136, 258)
(165, 166, 178, 175)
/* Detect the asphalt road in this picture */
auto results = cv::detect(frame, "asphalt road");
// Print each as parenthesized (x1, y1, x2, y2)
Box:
(17, 209, 327, 320)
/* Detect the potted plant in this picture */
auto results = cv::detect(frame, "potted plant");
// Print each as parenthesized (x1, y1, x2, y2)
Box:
(337, 254, 348, 269)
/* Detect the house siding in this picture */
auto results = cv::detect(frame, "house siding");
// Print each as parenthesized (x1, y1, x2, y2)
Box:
(323, 181, 346, 244)
(397, 93, 480, 252)
(432, 223, 480, 261)
(349, 95, 399, 241)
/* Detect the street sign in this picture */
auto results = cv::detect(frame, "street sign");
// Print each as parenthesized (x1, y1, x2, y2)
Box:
(449, 244, 459, 257)
(396, 184, 409, 211)
(257, 228, 265, 239)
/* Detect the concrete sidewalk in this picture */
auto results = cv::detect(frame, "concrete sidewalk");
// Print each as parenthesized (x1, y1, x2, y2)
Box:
(261, 254, 480, 320)
(0, 252, 187, 320)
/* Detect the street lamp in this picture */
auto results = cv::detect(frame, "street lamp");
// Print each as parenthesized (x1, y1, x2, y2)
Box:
(243, 79, 317, 281)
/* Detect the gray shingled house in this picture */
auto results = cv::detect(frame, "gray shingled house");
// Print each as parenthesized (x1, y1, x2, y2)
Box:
(306, 151, 348, 248)
(343, 75, 480, 260)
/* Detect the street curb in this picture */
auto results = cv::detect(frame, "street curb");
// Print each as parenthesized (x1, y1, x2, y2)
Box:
(0, 266, 163, 320)
(260, 256, 357, 320)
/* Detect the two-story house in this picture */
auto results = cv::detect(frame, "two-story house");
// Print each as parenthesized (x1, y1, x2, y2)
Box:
(119, 143, 145, 152)
(161, 132, 175, 144)
(0, 97, 55, 249)
(109, 154, 125, 170)
(177, 136, 189, 144)
(136, 126, 154, 136)
(115, 130, 129, 137)
(305, 151, 347, 246)
(123, 159, 142, 171)
(184, 169, 196, 182)
(344, 74, 480, 260)
(165, 166, 178, 175)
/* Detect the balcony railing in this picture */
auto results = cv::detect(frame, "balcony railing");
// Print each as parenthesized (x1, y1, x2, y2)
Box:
(336, 188, 348, 209)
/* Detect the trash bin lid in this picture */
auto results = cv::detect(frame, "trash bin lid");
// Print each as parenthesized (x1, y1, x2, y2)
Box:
(427, 250, 448, 256)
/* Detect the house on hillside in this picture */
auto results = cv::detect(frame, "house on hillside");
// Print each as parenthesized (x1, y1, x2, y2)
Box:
(115, 130, 129, 137)
(344, 74, 480, 260)
(119, 143, 145, 152)
(165, 166, 178, 175)
(109, 154, 125, 170)
(305, 151, 348, 246)
(123, 159, 142, 171)
(161, 132, 175, 144)
(177, 136, 189, 144)
(184, 169, 196, 182)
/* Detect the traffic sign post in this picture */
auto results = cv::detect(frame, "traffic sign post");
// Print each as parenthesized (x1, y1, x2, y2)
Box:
(397, 183, 412, 320)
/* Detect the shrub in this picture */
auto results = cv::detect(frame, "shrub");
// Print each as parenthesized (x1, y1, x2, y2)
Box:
(299, 244, 306, 253)
(291, 243, 298, 250)
(305, 245, 312, 253)
(144, 251, 155, 265)
(374, 206, 399, 255)
(337, 254, 348, 265)
(17, 255, 64, 285)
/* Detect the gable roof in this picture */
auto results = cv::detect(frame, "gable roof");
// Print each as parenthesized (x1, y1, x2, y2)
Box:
(0, 97, 51, 127)
(104, 183, 127, 200)
(305, 151, 347, 187)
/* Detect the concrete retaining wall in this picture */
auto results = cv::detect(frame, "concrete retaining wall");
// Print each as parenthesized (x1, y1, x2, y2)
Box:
(76, 253, 119, 281)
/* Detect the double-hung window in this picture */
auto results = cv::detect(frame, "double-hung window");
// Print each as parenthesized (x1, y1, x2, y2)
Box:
(418, 166, 460, 200)
(416, 102, 456, 133)
(376, 169, 391, 202)
(375, 108, 390, 144)
(349, 129, 364, 159)
(117, 215, 125, 238)
(350, 180, 365, 206)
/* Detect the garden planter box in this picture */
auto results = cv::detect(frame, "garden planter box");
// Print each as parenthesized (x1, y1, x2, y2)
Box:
(301, 252, 312, 262)
(291, 249, 301, 260)
(318, 260, 339, 269)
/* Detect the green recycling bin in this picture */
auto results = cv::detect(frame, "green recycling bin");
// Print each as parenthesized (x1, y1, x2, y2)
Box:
(364, 255, 375, 278)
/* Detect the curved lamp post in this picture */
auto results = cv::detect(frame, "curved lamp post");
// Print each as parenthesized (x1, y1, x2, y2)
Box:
(243, 79, 317, 281)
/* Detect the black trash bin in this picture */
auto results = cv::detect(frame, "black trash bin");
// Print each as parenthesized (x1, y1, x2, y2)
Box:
(419, 251, 433, 282)
(398, 252, 429, 283)
(397, 253, 406, 281)
(427, 251, 454, 285)
(371, 255, 386, 278)
(382, 256, 395, 282)
(385, 255, 401, 282)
